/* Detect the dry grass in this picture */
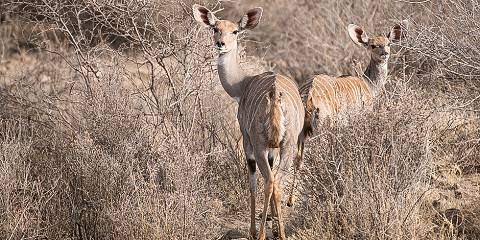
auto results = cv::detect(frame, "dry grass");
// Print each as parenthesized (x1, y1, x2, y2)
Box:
(0, 0, 479, 239)
(293, 84, 433, 239)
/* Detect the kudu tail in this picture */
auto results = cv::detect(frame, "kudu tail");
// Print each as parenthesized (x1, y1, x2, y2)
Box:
(266, 88, 286, 148)
(303, 94, 316, 138)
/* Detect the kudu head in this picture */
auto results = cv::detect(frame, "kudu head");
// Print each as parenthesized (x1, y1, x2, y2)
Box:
(348, 21, 407, 63)
(192, 4, 263, 54)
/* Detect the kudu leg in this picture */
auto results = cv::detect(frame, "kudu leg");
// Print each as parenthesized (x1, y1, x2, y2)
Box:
(268, 150, 278, 221)
(256, 150, 274, 240)
(247, 159, 257, 238)
(244, 138, 257, 239)
(275, 141, 299, 240)
(287, 139, 304, 207)
(273, 180, 286, 240)
(259, 177, 274, 240)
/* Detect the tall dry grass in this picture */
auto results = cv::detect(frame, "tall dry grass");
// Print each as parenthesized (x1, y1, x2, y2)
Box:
(292, 83, 433, 238)
(0, 0, 479, 239)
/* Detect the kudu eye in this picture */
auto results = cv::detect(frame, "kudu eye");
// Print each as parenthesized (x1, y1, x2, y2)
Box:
(213, 28, 219, 33)
(371, 45, 377, 49)
(232, 30, 239, 34)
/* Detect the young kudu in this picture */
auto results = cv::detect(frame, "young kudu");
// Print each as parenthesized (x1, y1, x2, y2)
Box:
(287, 22, 407, 207)
(192, 4, 304, 240)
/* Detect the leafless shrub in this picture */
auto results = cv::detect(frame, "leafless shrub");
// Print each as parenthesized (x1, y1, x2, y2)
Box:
(0, 0, 245, 238)
(220, 0, 409, 83)
(400, 1, 480, 92)
(291, 85, 434, 239)
(0, 0, 479, 239)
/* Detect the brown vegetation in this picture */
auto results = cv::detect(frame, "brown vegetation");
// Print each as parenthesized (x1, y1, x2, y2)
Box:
(0, 0, 479, 239)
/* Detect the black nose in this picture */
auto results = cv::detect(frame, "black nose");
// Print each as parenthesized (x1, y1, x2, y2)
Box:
(216, 41, 225, 48)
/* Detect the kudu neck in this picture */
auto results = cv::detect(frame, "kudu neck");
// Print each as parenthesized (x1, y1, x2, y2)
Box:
(217, 48, 247, 100)
(364, 57, 388, 95)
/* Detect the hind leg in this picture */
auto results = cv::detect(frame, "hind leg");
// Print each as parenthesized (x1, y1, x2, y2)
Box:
(268, 149, 279, 219)
(268, 149, 280, 237)
(244, 137, 257, 239)
(255, 149, 274, 240)
(272, 179, 285, 239)
(274, 142, 297, 240)
(287, 134, 304, 207)
(258, 150, 278, 222)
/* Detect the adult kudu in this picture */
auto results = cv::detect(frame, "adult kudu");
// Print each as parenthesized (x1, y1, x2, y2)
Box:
(287, 21, 408, 207)
(193, 4, 304, 240)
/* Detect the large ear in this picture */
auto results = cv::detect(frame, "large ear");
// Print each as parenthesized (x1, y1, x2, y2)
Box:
(347, 24, 369, 47)
(239, 7, 263, 30)
(388, 20, 408, 42)
(192, 4, 217, 27)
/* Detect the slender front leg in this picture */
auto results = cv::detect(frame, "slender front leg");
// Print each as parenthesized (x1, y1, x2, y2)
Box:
(247, 159, 257, 238)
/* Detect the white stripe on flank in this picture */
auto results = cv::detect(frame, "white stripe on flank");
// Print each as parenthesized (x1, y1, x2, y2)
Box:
(244, 75, 273, 132)
(237, 72, 303, 142)
(276, 77, 300, 116)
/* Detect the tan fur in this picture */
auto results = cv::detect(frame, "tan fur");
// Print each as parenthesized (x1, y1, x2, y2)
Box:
(266, 87, 285, 148)
(300, 23, 405, 134)
(299, 74, 373, 136)
(287, 22, 406, 207)
(368, 36, 392, 63)
(213, 20, 239, 52)
(193, 5, 304, 240)
(302, 94, 316, 137)
(369, 36, 390, 46)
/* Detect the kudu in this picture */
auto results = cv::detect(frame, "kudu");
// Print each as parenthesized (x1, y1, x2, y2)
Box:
(193, 4, 304, 240)
(287, 21, 408, 207)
